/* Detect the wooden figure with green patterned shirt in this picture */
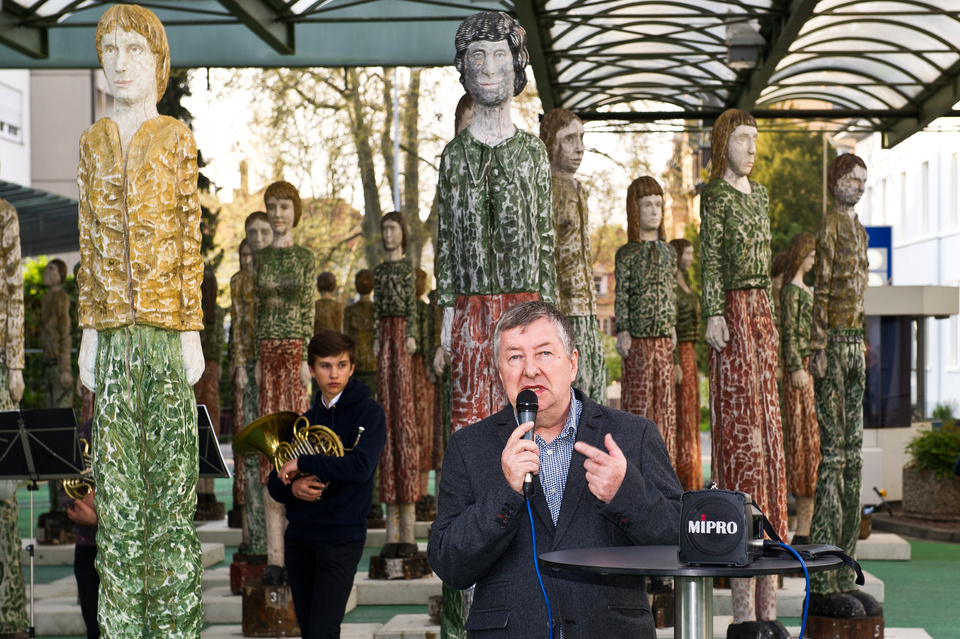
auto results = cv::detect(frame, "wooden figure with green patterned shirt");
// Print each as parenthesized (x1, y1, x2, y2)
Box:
(373, 211, 421, 557)
(253, 180, 315, 582)
(433, 11, 556, 437)
(807, 154, 882, 621)
(669, 237, 702, 491)
(230, 212, 273, 559)
(779, 233, 819, 548)
(615, 176, 678, 463)
(195, 268, 225, 520)
(540, 108, 606, 405)
(699, 108, 789, 639)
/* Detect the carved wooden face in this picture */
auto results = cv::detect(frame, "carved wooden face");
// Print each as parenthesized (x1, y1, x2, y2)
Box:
(43, 262, 61, 287)
(725, 124, 758, 179)
(381, 219, 403, 252)
(679, 246, 694, 273)
(833, 165, 867, 207)
(551, 119, 584, 175)
(801, 249, 816, 276)
(463, 39, 515, 108)
(100, 28, 157, 106)
(240, 243, 253, 270)
(245, 219, 274, 253)
(265, 196, 296, 238)
(637, 194, 663, 234)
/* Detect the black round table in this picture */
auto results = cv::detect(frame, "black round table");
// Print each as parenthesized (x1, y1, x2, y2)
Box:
(539, 545, 843, 639)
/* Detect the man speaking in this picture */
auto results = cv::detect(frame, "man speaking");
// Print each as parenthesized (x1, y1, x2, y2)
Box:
(427, 301, 683, 637)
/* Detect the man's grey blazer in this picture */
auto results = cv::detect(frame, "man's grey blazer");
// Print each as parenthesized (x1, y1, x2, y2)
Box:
(427, 390, 684, 638)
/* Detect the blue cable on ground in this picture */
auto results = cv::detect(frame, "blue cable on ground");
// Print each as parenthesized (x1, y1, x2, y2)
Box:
(527, 499, 554, 639)
(777, 542, 810, 639)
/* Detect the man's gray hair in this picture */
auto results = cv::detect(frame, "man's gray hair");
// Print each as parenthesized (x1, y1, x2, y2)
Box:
(493, 301, 577, 361)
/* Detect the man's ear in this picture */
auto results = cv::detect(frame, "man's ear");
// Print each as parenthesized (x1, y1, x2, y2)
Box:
(569, 349, 579, 383)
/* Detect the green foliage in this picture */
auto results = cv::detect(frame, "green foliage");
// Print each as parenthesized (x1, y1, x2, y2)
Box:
(906, 425, 960, 479)
(750, 125, 825, 256)
(931, 402, 957, 423)
(602, 334, 621, 383)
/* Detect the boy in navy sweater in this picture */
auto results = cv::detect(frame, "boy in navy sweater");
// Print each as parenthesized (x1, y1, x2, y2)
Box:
(269, 330, 386, 638)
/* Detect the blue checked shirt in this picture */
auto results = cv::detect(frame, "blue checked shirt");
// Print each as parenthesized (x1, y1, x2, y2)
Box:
(517, 390, 582, 525)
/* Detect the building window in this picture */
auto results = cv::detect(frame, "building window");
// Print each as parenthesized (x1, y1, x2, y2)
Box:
(0, 83, 23, 144)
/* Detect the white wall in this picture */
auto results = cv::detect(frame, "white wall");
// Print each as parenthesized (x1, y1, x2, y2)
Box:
(855, 124, 960, 415)
(0, 70, 31, 187)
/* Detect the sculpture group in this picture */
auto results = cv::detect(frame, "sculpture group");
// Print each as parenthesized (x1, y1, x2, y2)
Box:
(0, 5, 880, 639)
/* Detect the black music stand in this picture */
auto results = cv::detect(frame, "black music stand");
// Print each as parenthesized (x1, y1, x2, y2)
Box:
(198, 405, 230, 479)
(0, 408, 84, 639)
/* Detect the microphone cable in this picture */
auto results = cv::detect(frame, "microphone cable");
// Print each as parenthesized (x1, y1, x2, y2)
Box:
(526, 497, 554, 639)
(769, 541, 810, 639)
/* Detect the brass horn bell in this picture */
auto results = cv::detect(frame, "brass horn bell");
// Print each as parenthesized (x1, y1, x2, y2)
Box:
(233, 411, 358, 501)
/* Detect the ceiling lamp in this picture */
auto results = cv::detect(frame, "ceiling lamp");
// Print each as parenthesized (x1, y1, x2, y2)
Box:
(726, 22, 766, 70)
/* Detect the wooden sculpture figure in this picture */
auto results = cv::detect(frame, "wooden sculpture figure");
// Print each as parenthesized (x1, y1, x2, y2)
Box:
(615, 177, 678, 463)
(42, 259, 73, 409)
(808, 154, 880, 619)
(314, 271, 343, 335)
(195, 268, 224, 519)
(76, 5, 205, 636)
(434, 10, 556, 437)
(342, 269, 378, 398)
(72, 261, 96, 426)
(0, 172, 28, 638)
(373, 211, 421, 557)
(40, 258, 73, 534)
(413, 268, 436, 515)
(231, 212, 272, 556)
(669, 238, 702, 491)
(540, 108, 606, 404)
(253, 180, 315, 579)
(779, 232, 819, 546)
(699, 108, 788, 639)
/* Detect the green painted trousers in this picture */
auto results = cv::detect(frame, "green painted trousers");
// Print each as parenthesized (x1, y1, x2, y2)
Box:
(240, 362, 267, 556)
(0, 359, 29, 635)
(93, 326, 203, 638)
(569, 315, 607, 406)
(810, 330, 864, 594)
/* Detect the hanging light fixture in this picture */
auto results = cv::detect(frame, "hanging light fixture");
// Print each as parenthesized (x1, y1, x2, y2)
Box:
(726, 21, 765, 70)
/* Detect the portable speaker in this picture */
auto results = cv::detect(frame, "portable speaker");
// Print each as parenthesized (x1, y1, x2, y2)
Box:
(677, 489, 764, 566)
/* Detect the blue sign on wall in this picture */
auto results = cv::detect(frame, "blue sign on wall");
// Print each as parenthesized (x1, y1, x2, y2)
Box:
(865, 226, 892, 286)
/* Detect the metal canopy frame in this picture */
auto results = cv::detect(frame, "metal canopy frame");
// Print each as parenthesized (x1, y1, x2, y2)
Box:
(1, 1, 960, 146)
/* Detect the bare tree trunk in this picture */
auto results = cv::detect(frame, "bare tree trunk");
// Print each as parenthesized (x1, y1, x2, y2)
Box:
(402, 69, 423, 267)
(344, 68, 383, 269)
(381, 67, 396, 204)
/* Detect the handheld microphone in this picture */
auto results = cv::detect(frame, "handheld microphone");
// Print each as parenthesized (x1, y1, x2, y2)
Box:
(516, 389, 539, 499)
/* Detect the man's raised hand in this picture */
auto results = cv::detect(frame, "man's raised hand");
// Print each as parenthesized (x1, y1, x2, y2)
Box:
(501, 420, 540, 494)
(574, 434, 627, 503)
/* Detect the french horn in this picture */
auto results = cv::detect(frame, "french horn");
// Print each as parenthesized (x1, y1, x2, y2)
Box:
(233, 411, 363, 500)
(63, 438, 94, 501)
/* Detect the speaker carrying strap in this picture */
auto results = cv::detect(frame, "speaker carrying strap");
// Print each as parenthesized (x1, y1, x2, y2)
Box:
(750, 500, 865, 586)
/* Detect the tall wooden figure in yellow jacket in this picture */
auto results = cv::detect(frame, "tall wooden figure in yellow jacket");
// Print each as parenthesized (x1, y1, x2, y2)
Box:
(76, 5, 205, 637)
